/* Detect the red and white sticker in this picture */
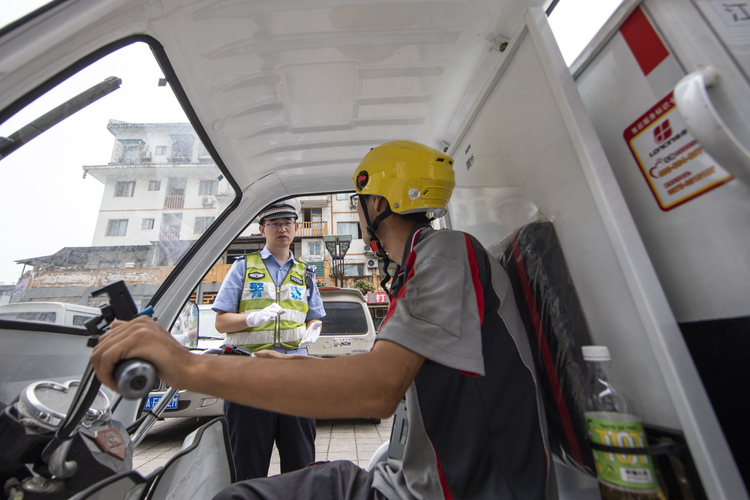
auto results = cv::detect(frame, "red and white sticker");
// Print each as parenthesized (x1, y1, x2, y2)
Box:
(624, 92, 733, 211)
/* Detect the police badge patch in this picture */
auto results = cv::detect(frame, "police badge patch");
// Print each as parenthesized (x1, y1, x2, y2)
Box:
(290, 275, 304, 286)
(247, 271, 265, 279)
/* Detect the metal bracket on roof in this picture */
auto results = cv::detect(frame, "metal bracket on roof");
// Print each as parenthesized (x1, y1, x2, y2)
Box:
(487, 34, 510, 53)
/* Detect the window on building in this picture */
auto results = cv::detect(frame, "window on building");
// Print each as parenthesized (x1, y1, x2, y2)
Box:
(114, 181, 135, 197)
(308, 261, 325, 277)
(336, 193, 349, 200)
(169, 134, 194, 160)
(303, 208, 322, 222)
(337, 222, 361, 238)
(115, 139, 145, 163)
(199, 180, 218, 195)
(142, 218, 155, 230)
(343, 264, 364, 276)
(123, 144, 140, 162)
(148, 180, 161, 191)
(194, 216, 215, 234)
(106, 219, 128, 236)
(309, 241, 322, 256)
(160, 213, 183, 241)
(155, 146, 167, 155)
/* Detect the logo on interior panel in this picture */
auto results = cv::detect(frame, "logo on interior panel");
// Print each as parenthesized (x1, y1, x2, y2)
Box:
(653, 120, 672, 144)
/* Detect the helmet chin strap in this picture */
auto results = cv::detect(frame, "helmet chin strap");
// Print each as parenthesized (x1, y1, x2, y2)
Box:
(360, 197, 394, 295)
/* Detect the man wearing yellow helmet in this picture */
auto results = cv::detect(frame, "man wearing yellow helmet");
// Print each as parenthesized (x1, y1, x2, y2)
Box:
(91, 141, 553, 500)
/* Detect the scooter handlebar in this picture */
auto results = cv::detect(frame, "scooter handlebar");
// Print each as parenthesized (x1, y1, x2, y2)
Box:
(113, 358, 156, 399)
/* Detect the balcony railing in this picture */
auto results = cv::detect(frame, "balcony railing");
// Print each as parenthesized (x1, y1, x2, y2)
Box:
(297, 221, 327, 237)
(164, 195, 185, 209)
(159, 232, 179, 241)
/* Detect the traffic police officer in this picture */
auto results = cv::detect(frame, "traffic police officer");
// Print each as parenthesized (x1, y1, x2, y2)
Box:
(212, 198, 325, 480)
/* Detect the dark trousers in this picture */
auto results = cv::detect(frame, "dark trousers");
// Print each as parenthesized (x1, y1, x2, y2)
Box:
(212, 460, 386, 500)
(224, 400, 316, 481)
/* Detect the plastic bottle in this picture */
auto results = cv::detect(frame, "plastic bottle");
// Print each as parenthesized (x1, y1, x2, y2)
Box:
(582, 345, 666, 500)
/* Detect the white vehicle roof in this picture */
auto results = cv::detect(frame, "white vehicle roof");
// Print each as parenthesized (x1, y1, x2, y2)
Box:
(0, 302, 100, 326)
(319, 287, 368, 303)
(0, 302, 99, 314)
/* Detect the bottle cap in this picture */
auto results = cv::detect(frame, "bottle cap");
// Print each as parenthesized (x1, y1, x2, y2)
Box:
(582, 345, 611, 361)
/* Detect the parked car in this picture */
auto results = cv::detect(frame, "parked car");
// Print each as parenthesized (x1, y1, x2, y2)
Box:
(308, 287, 377, 358)
(146, 305, 226, 418)
(0, 302, 100, 328)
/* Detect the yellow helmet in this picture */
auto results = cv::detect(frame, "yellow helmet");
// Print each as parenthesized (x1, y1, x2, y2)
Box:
(353, 141, 455, 218)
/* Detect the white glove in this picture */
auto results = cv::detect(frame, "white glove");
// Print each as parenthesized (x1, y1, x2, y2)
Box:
(300, 320, 322, 347)
(245, 303, 287, 328)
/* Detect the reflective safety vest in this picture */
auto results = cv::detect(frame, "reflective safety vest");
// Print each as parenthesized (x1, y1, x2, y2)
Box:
(225, 252, 309, 352)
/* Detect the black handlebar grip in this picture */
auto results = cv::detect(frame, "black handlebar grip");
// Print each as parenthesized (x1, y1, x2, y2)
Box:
(113, 359, 157, 400)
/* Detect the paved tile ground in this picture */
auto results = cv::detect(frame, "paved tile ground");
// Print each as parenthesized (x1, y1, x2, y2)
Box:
(134, 416, 393, 477)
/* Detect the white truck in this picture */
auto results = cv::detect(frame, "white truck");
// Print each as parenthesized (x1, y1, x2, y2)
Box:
(0, 0, 747, 498)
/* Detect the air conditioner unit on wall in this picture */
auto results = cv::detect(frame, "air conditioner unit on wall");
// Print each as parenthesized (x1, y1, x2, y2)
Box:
(367, 259, 378, 269)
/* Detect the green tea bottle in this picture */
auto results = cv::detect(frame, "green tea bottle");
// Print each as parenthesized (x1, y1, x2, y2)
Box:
(582, 345, 666, 500)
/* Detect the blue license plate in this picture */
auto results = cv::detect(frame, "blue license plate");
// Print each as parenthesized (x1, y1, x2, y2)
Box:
(144, 394, 178, 411)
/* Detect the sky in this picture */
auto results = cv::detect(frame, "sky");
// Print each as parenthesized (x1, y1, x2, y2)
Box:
(0, 0, 623, 285)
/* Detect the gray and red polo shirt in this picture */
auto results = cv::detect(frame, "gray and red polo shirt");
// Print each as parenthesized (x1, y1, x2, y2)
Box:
(371, 224, 554, 500)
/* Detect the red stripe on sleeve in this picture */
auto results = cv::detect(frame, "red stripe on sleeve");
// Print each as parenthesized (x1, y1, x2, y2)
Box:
(620, 7, 669, 76)
(464, 234, 484, 326)
(511, 235, 583, 468)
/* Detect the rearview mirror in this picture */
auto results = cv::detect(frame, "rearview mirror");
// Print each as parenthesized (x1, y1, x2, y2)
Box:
(170, 300, 199, 348)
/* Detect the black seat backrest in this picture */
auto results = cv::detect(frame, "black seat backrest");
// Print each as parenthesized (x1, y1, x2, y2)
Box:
(489, 220, 595, 476)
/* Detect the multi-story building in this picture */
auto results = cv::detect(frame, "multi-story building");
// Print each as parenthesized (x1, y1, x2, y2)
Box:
(85, 120, 231, 247)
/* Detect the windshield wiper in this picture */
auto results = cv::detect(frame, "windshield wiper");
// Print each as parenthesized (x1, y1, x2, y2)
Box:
(0, 76, 121, 160)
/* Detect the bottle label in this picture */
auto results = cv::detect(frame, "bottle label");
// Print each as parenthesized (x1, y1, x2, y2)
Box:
(586, 416, 660, 490)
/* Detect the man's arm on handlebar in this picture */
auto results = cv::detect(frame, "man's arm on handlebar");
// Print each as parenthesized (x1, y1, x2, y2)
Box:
(91, 315, 421, 420)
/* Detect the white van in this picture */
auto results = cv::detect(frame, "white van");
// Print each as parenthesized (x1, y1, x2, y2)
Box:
(0, 302, 100, 328)
(307, 287, 377, 358)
